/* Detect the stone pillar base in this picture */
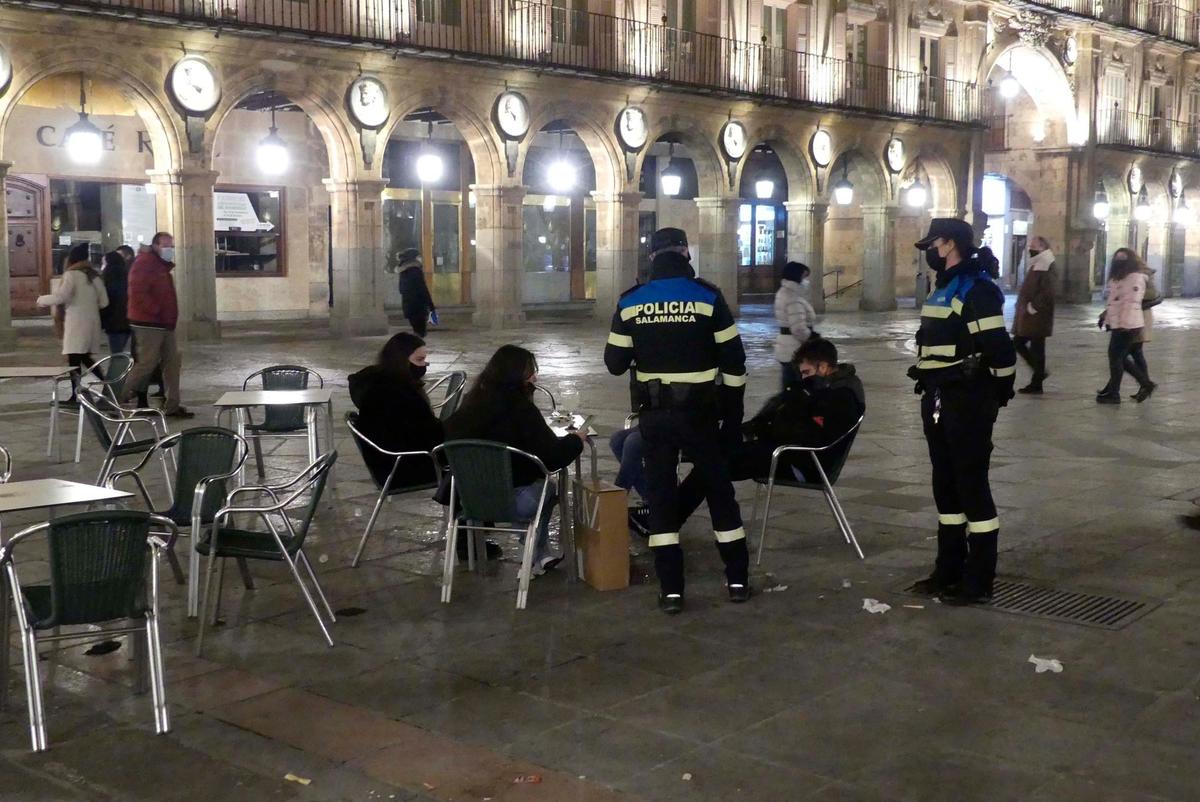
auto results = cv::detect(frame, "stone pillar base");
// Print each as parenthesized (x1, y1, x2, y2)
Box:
(178, 320, 221, 343)
(0, 327, 16, 353)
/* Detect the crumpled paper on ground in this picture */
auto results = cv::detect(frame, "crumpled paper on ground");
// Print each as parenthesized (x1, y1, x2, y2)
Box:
(1028, 655, 1064, 674)
(862, 598, 891, 614)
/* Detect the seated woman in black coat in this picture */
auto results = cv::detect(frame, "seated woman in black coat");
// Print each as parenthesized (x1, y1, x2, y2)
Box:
(444, 345, 587, 576)
(348, 332, 443, 489)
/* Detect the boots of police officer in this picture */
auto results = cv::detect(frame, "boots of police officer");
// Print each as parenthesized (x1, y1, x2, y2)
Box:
(912, 520, 967, 595)
(942, 530, 997, 605)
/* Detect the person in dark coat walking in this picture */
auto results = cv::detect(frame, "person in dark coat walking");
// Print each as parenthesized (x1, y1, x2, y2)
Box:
(1011, 236, 1056, 394)
(347, 332, 443, 489)
(100, 250, 131, 354)
(397, 248, 436, 336)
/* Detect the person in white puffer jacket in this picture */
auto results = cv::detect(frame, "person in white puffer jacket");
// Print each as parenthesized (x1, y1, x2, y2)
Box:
(774, 261, 817, 388)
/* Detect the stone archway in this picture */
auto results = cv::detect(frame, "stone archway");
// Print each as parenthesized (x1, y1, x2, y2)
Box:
(821, 145, 894, 310)
(0, 56, 184, 345)
(983, 40, 1082, 146)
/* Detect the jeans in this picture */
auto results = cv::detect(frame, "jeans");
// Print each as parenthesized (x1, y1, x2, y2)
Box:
(1105, 329, 1151, 395)
(106, 331, 131, 355)
(513, 481, 558, 563)
(609, 427, 647, 499)
(123, 326, 182, 412)
(1013, 336, 1046, 382)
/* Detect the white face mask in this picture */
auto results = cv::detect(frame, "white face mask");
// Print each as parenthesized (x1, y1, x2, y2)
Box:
(159, 246, 175, 263)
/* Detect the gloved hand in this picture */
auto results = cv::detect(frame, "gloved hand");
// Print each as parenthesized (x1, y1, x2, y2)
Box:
(430, 309, 440, 326)
(906, 365, 925, 395)
(995, 378, 1016, 408)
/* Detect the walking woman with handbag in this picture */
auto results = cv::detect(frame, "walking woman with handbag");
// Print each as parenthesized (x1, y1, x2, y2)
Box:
(36, 243, 108, 405)
(1096, 248, 1152, 405)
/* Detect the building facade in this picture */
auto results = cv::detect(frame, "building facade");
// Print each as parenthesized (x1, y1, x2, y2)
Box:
(0, 0, 1194, 346)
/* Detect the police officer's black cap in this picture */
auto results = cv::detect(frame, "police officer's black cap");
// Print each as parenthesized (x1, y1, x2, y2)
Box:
(650, 227, 688, 252)
(397, 247, 421, 264)
(914, 218, 975, 250)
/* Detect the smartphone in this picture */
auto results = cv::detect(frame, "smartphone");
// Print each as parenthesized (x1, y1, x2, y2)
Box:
(568, 414, 595, 433)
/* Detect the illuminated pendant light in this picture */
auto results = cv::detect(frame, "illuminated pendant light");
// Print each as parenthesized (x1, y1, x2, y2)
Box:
(1092, 181, 1110, 221)
(832, 159, 854, 206)
(1173, 192, 1193, 226)
(661, 142, 683, 197)
(416, 120, 444, 184)
(542, 195, 556, 212)
(65, 74, 104, 166)
(546, 129, 577, 194)
(999, 53, 1019, 99)
(256, 107, 289, 176)
(1134, 187, 1152, 222)
(905, 178, 928, 209)
(755, 176, 775, 200)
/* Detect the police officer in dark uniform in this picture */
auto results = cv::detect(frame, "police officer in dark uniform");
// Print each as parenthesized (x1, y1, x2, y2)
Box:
(604, 228, 749, 615)
(909, 219, 1016, 605)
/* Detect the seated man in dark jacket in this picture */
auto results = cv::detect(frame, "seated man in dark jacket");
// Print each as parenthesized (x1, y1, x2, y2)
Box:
(676, 338, 866, 527)
(444, 345, 586, 575)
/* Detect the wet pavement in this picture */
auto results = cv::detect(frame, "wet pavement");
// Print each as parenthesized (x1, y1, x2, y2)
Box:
(2, 298, 1200, 801)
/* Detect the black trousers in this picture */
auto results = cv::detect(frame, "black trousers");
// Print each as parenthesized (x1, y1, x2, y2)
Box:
(1013, 336, 1047, 382)
(66, 353, 103, 399)
(641, 407, 747, 595)
(921, 382, 999, 596)
(676, 440, 821, 528)
(1105, 330, 1150, 394)
(408, 315, 428, 337)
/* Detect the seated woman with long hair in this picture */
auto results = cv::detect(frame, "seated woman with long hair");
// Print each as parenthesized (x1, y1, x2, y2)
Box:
(348, 332, 443, 488)
(444, 344, 586, 576)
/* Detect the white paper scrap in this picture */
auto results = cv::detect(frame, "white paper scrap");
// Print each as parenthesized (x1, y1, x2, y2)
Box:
(1028, 654, 1064, 674)
(862, 598, 891, 614)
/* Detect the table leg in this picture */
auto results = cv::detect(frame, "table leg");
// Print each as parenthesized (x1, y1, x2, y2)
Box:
(235, 409, 247, 488)
(46, 382, 58, 459)
(559, 467, 577, 583)
(324, 401, 338, 490)
(1, 525, 9, 711)
(306, 407, 317, 466)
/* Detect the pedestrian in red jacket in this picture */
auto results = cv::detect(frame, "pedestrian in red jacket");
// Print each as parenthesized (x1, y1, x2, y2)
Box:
(120, 232, 193, 418)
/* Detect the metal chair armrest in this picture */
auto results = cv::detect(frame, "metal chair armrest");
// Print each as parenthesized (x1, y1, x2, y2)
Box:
(0, 522, 52, 565)
(107, 469, 160, 514)
(768, 416, 864, 461)
(146, 514, 180, 551)
(624, 413, 639, 430)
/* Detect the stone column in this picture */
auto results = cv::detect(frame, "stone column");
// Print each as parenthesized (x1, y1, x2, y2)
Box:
(472, 184, 526, 328)
(694, 196, 741, 314)
(861, 204, 898, 311)
(324, 178, 389, 337)
(0, 161, 16, 352)
(592, 190, 642, 318)
(149, 167, 221, 342)
(783, 200, 829, 314)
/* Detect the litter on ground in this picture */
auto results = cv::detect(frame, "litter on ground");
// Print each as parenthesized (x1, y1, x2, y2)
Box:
(862, 598, 891, 614)
(1028, 655, 1064, 674)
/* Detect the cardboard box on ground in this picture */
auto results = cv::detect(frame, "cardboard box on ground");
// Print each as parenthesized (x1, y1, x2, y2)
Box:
(572, 478, 630, 591)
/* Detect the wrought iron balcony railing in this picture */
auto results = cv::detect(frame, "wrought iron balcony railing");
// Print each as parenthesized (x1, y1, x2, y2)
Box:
(1026, 0, 1200, 47)
(3, 0, 984, 125)
(1097, 106, 1200, 157)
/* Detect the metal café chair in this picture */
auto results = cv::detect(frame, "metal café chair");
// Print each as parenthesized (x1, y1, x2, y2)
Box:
(0, 444, 10, 483)
(750, 415, 866, 564)
(434, 440, 554, 611)
(345, 411, 444, 567)
(532, 383, 558, 414)
(428, 371, 467, 421)
(0, 509, 178, 752)
(71, 352, 135, 464)
(78, 386, 173, 491)
(240, 365, 324, 479)
(194, 451, 338, 655)
(107, 427, 250, 618)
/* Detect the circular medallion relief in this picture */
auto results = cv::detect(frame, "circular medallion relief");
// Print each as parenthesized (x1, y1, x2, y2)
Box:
(347, 76, 389, 129)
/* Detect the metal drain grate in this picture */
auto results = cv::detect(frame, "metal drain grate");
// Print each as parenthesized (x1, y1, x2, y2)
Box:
(903, 580, 1159, 630)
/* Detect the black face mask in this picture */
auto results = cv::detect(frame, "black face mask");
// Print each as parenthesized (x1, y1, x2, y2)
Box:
(799, 374, 830, 393)
(1029, 248, 1042, 258)
(410, 363, 427, 380)
(924, 248, 946, 272)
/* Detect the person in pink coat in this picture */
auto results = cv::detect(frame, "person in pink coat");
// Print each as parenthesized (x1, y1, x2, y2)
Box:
(1096, 248, 1152, 405)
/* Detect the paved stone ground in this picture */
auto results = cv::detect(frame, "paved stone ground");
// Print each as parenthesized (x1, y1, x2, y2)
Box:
(2, 298, 1200, 802)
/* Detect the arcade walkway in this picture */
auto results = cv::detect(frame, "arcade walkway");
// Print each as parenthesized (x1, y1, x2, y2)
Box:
(2, 300, 1199, 801)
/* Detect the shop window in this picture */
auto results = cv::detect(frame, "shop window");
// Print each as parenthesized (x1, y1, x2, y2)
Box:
(49, 179, 157, 273)
(214, 188, 284, 276)
(383, 198, 422, 270)
(737, 203, 776, 267)
(432, 202, 460, 273)
(523, 204, 571, 272)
